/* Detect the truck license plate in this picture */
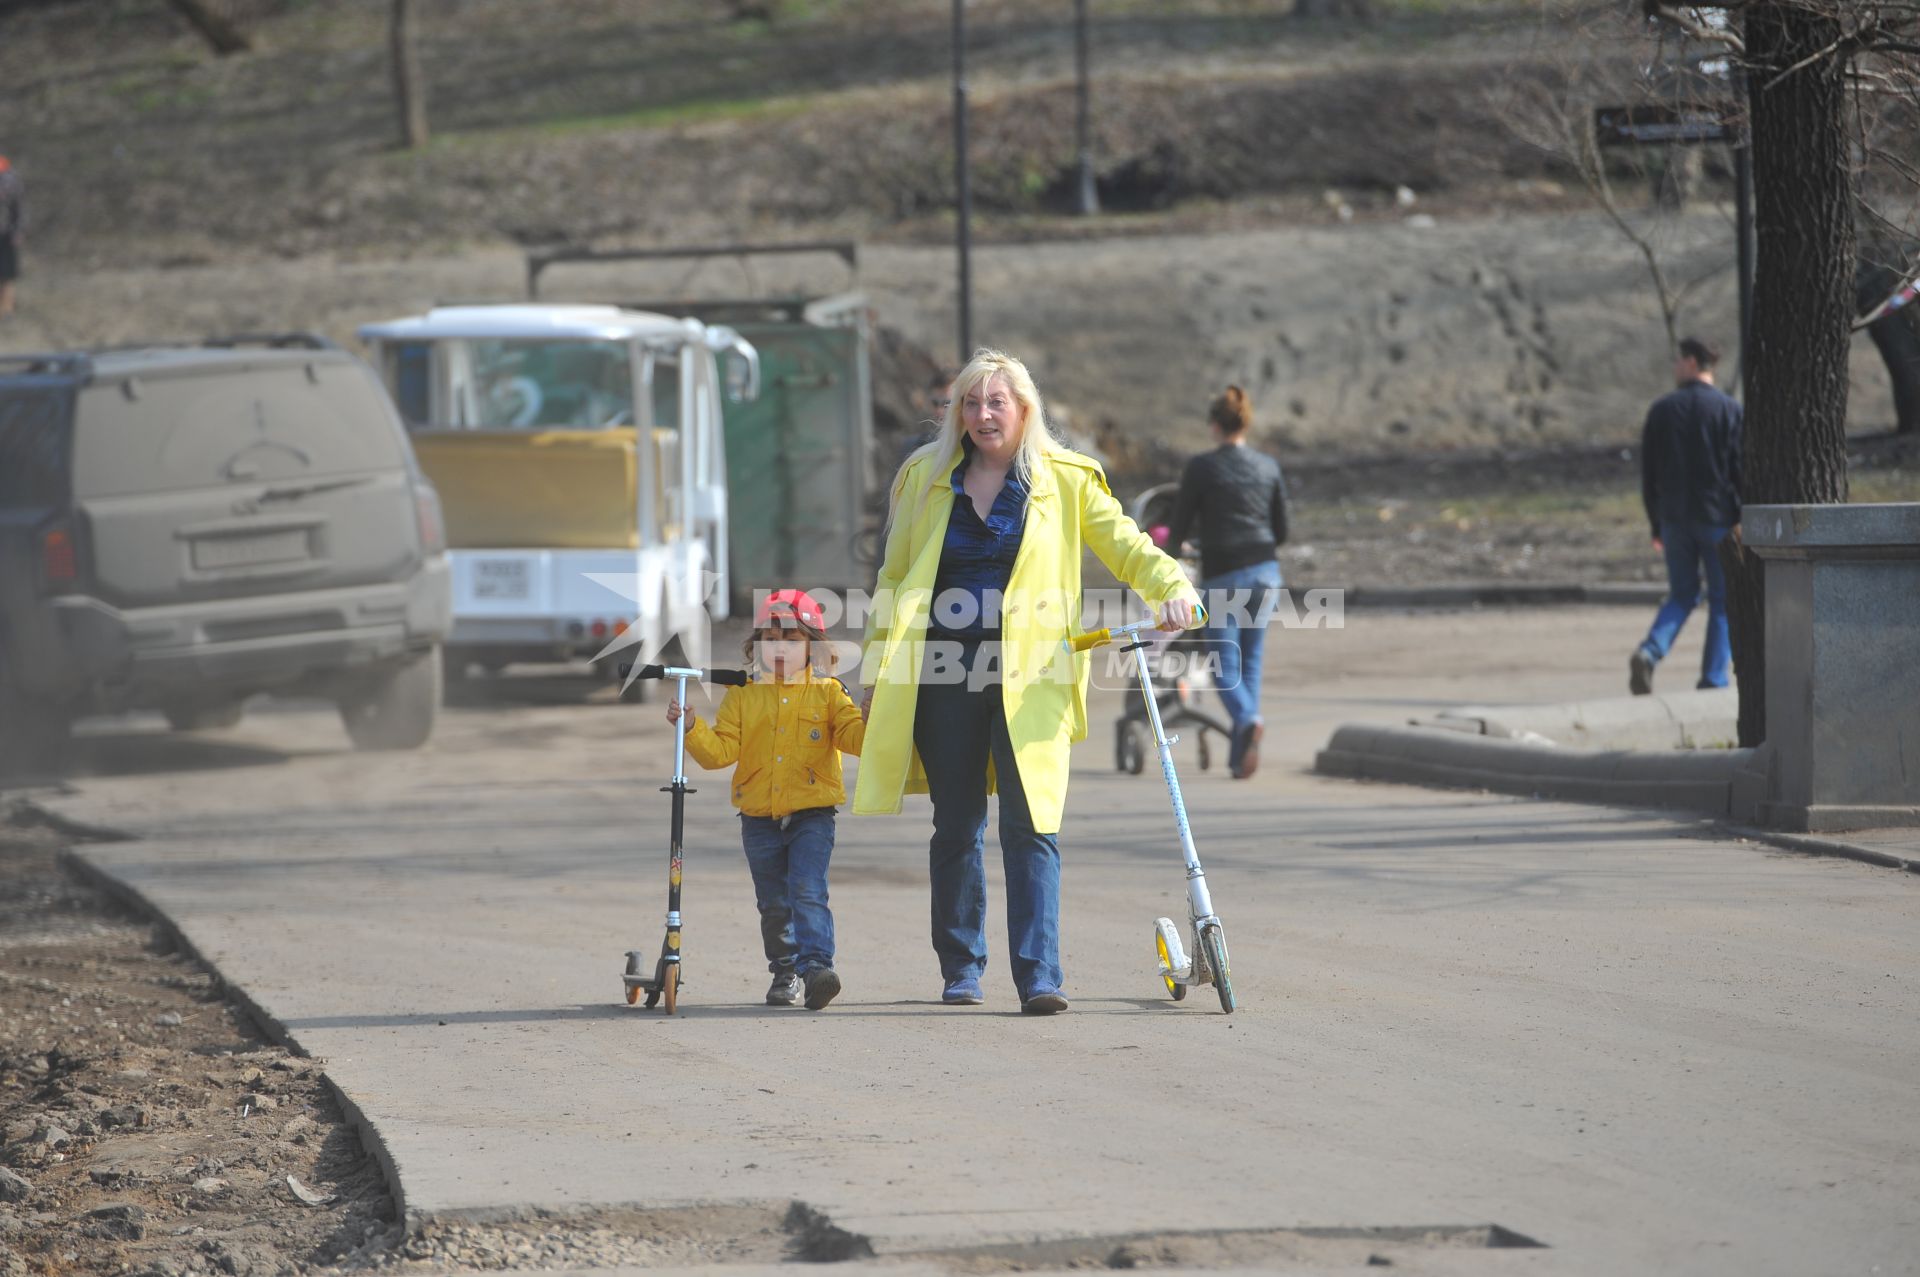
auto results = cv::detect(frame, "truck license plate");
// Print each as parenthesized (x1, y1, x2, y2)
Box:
(192, 529, 310, 570)
(473, 559, 531, 600)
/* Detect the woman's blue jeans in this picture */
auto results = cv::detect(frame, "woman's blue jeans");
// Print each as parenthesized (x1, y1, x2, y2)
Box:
(738, 808, 836, 975)
(913, 639, 1063, 998)
(1202, 559, 1284, 730)
(1639, 522, 1733, 689)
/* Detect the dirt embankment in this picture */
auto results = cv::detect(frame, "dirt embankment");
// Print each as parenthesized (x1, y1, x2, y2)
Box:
(1, 0, 1573, 267)
(0, 813, 391, 1277)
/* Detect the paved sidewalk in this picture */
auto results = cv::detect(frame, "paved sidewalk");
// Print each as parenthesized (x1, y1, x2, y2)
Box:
(28, 607, 1920, 1276)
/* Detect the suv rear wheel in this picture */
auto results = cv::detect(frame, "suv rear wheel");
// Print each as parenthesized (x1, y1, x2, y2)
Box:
(338, 644, 442, 751)
(0, 673, 73, 777)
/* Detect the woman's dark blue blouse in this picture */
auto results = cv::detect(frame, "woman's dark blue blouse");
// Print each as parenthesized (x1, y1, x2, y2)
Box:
(931, 443, 1028, 639)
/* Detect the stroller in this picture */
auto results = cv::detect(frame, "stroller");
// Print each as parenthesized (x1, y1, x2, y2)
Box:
(1111, 484, 1231, 776)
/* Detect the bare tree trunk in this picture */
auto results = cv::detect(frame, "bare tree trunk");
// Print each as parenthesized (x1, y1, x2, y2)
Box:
(163, 0, 252, 55)
(391, 0, 430, 150)
(1859, 258, 1920, 434)
(1726, 0, 1856, 748)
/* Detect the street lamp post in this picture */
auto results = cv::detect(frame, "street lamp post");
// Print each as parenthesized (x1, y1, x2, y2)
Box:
(952, 0, 974, 365)
(1075, 0, 1099, 215)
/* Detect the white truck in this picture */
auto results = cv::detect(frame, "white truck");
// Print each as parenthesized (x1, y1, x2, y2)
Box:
(357, 305, 758, 676)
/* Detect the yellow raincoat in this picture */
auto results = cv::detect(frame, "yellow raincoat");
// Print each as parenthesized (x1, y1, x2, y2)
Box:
(684, 669, 867, 818)
(852, 449, 1196, 833)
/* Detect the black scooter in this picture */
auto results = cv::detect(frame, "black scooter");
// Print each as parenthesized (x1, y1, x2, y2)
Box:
(621, 662, 748, 1014)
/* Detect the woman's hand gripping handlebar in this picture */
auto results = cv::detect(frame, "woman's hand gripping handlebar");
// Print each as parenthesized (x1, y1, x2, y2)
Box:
(1067, 601, 1208, 653)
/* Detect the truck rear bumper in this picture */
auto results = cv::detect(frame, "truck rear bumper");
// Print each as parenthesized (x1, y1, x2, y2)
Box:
(36, 562, 450, 707)
(446, 547, 649, 651)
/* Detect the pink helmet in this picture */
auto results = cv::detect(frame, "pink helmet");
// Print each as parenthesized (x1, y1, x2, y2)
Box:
(754, 588, 825, 631)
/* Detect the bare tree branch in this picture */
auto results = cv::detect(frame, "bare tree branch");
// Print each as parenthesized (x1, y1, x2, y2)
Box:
(1643, 2, 1746, 54)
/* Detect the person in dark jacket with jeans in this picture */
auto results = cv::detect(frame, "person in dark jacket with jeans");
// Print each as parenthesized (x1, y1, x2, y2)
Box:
(1631, 336, 1743, 695)
(1167, 386, 1290, 778)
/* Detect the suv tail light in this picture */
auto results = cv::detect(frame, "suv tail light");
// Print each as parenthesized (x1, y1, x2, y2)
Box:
(37, 520, 80, 593)
(414, 484, 445, 555)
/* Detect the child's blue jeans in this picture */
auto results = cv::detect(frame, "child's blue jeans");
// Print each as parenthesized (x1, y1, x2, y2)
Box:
(738, 808, 836, 975)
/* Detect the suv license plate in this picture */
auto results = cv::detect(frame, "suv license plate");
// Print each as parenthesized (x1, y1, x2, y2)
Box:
(193, 529, 310, 570)
(473, 559, 531, 600)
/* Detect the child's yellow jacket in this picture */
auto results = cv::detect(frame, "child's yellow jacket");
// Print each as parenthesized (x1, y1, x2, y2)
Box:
(683, 669, 867, 818)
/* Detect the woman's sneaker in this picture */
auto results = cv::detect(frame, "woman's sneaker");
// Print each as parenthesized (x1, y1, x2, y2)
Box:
(766, 971, 802, 1006)
(803, 967, 842, 1010)
(1021, 987, 1069, 1015)
(941, 977, 984, 1005)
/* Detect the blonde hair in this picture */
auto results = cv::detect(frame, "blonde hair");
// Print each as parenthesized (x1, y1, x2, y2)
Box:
(891, 348, 1066, 515)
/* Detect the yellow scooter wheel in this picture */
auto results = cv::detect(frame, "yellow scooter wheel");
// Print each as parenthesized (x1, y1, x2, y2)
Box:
(1156, 928, 1187, 1001)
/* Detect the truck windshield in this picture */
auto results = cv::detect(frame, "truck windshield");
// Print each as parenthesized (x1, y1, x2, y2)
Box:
(467, 339, 633, 430)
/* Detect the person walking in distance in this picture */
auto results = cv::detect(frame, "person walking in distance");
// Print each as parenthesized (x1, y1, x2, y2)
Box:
(0, 157, 22, 319)
(1165, 386, 1290, 778)
(1630, 336, 1743, 695)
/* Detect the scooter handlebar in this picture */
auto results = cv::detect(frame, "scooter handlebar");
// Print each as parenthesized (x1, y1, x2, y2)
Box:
(1063, 603, 1207, 652)
(620, 663, 750, 686)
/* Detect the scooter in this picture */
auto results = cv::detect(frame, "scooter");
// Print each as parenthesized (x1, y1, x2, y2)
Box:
(621, 662, 748, 1014)
(1071, 611, 1235, 1014)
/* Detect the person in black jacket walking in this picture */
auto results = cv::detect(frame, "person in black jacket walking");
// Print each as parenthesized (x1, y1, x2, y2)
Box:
(1630, 336, 1743, 695)
(1166, 386, 1290, 778)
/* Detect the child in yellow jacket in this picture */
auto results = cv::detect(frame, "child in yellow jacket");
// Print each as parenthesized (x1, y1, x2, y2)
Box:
(667, 589, 865, 1010)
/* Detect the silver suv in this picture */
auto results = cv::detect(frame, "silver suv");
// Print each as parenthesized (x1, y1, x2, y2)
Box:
(0, 336, 451, 766)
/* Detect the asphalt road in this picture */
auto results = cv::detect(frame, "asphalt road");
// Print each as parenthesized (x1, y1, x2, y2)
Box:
(31, 607, 1920, 1276)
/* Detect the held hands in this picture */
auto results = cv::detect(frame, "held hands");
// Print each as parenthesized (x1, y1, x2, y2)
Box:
(860, 686, 874, 719)
(1156, 595, 1201, 632)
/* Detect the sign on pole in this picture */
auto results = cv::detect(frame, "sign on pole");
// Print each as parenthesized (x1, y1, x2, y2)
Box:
(1593, 104, 1734, 147)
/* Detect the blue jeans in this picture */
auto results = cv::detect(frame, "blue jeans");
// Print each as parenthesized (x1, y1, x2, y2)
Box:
(1201, 560, 1284, 730)
(1640, 521, 1733, 689)
(913, 639, 1063, 997)
(738, 808, 836, 974)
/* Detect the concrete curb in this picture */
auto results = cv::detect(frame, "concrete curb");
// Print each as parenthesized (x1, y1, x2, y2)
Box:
(41, 812, 413, 1228)
(1313, 723, 1752, 816)
(1427, 688, 1738, 751)
(1315, 725, 1920, 875)
(1725, 826, 1920, 876)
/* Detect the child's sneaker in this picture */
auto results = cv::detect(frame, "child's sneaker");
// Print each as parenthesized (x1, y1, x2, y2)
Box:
(766, 971, 802, 1006)
(802, 967, 842, 1010)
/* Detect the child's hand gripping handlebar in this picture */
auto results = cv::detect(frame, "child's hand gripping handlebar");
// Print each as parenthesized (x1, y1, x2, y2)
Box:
(1066, 602, 1208, 653)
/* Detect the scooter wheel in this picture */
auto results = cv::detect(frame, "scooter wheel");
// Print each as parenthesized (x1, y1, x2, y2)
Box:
(623, 952, 644, 1005)
(661, 963, 679, 1015)
(1200, 924, 1235, 1015)
(1155, 927, 1187, 1001)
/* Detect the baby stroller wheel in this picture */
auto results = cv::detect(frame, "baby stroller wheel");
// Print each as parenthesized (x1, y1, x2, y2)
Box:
(1117, 721, 1147, 775)
(1197, 732, 1212, 771)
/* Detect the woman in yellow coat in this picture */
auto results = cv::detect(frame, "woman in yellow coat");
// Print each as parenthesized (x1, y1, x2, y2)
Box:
(853, 349, 1199, 1012)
